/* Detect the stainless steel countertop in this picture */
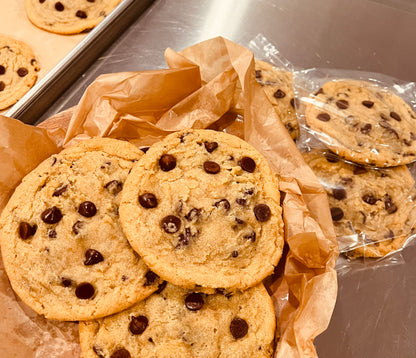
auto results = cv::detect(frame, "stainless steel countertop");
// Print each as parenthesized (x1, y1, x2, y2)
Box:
(38, 1, 416, 356)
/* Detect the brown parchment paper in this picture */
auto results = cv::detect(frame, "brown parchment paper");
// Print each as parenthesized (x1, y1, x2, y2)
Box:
(0, 37, 338, 357)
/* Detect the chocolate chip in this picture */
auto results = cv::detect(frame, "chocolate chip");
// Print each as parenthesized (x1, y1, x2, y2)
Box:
(232, 250, 239, 257)
(340, 177, 353, 185)
(330, 207, 344, 221)
(84, 249, 104, 265)
(185, 292, 204, 311)
(336, 100, 349, 109)
(76, 10, 87, 18)
(87, 0, 95, 2)
(185, 208, 201, 221)
(384, 194, 398, 214)
(204, 141, 218, 153)
(243, 231, 256, 242)
(53, 185, 68, 197)
(362, 194, 377, 205)
(214, 199, 230, 211)
(19, 222, 37, 240)
(235, 217, 245, 224)
(111, 349, 131, 358)
(78, 201, 97, 217)
(230, 317, 248, 339)
(240, 157, 256, 173)
(324, 151, 339, 163)
(290, 98, 296, 108)
(380, 113, 388, 121)
(140, 146, 150, 153)
(155, 280, 167, 294)
(161, 215, 181, 233)
(104, 180, 123, 195)
(273, 89, 286, 99)
(280, 191, 286, 206)
(55, 2, 64, 11)
(236, 198, 246, 206)
(159, 154, 176, 171)
(48, 229, 57, 238)
(0, 81, 5, 91)
(360, 123, 372, 134)
(362, 100, 374, 108)
(353, 166, 367, 175)
(390, 112, 401, 121)
(0, 65, 5, 74)
(139, 193, 158, 209)
(254, 204, 271, 222)
(92, 346, 104, 358)
(255, 70, 262, 79)
(384, 230, 394, 239)
(122, 275, 128, 281)
(314, 88, 324, 96)
(245, 188, 255, 195)
(333, 188, 346, 200)
(61, 277, 72, 287)
(317, 113, 330, 121)
(17, 68, 28, 77)
(176, 233, 189, 249)
(75, 282, 95, 299)
(41, 206, 62, 224)
(129, 315, 148, 335)
(204, 161, 220, 174)
(359, 211, 366, 224)
(144, 271, 159, 286)
(404, 139, 412, 146)
(72, 220, 83, 235)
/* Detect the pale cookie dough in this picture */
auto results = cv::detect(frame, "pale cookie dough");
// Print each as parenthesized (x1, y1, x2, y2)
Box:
(120, 129, 284, 291)
(0, 138, 160, 321)
(25, 0, 122, 35)
(232, 60, 299, 139)
(304, 150, 416, 258)
(304, 79, 416, 167)
(79, 283, 276, 358)
(0, 35, 39, 110)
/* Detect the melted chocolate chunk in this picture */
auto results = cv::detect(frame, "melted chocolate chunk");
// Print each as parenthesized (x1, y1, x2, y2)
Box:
(41, 206, 62, 224)
(78, 201, 97, 217)
(232, 250, 239, 257)
(214, 199, 230, 211)
(333, 188, 346, 200)
(255, 70, 262, 79)
(140, 146, 150, 153)
(0, 81, 5, 91)
(159, 154, 176, 171)
(240, 156, 256, 173)
(185, 208, 201, 221)
(362, 194, 377, 205)
(204, 161, 220, 174)
(230, 317, 248, 339)
(204, 141, 218, 153)
(317, 113, 330, 121)
(324, 151, 339, 163)
(330, 207, 344, 221)
(129, 315, 148, 335)
(84, 249, 104, 265)
(155, 280, 168, 294)
(236, 198, 246, 206)
(379, 121, 399, 138)
(76, 10, 87, 19)
(19, 222, 37, 240)
(72, 220, 83, 235)
(48, 229, 57, 238)
(161, 215, 181, 233)
(75, 282, 95, 299)
(254, 204, 271, 222)
(0, 65, 5, 74)
(61, 277, 72, 287)
(390, 112, 401, 121)
(111, 349, 131, 358)
(17, 68, 28, 77)
(384, 194, 398, 214)
(104, 180, 123, 195)
(360, 123, 372, 135)
(144, 271, 159, 286)
(273, 89, 286, 99)
(243, 231, 256, 242)
(185, 292, 204, 311)
(139, 193, 158, 208)
(54, 2, 64, 11)
(235, 217, 245, 225)
(336, 99, 349, 109)
(360, 100, 374, 108)
(53, 185, 68, 197)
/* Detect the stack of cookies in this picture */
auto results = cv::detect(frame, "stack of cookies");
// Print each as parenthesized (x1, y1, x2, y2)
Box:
(302, 80, 416, 258)
(0, 129, 284, 357)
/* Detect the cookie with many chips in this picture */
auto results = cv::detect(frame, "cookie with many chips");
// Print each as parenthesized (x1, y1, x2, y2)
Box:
(120, 129, 284, 291)
(79, 282, 276, 358)
(0, 138, 159, 320)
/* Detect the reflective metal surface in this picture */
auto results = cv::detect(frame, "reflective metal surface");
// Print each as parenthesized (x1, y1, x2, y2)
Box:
(37, 1, 416, 356)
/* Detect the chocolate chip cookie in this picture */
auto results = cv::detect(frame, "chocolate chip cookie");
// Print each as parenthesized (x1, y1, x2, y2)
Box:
(25, 0, 122, 35)
(0, 35, 39, 110)
(304, 80, 416, 167)
(120, 129, 284, 291)
(79, 282, 276, 358)
(303, 150, 416, 258)
(0, 138, 160, 320)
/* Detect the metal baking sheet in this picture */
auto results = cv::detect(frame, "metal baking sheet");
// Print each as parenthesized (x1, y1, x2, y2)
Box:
(5, 0, 155, 124)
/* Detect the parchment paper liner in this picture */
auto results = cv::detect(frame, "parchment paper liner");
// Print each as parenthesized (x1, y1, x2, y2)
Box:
(0, 37, 338, 357)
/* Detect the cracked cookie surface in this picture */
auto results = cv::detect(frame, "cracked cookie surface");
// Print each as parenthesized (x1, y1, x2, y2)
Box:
(120, 130, 283, 290)
(79, 282, 276, 358)
(0, 138, 159, 320)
